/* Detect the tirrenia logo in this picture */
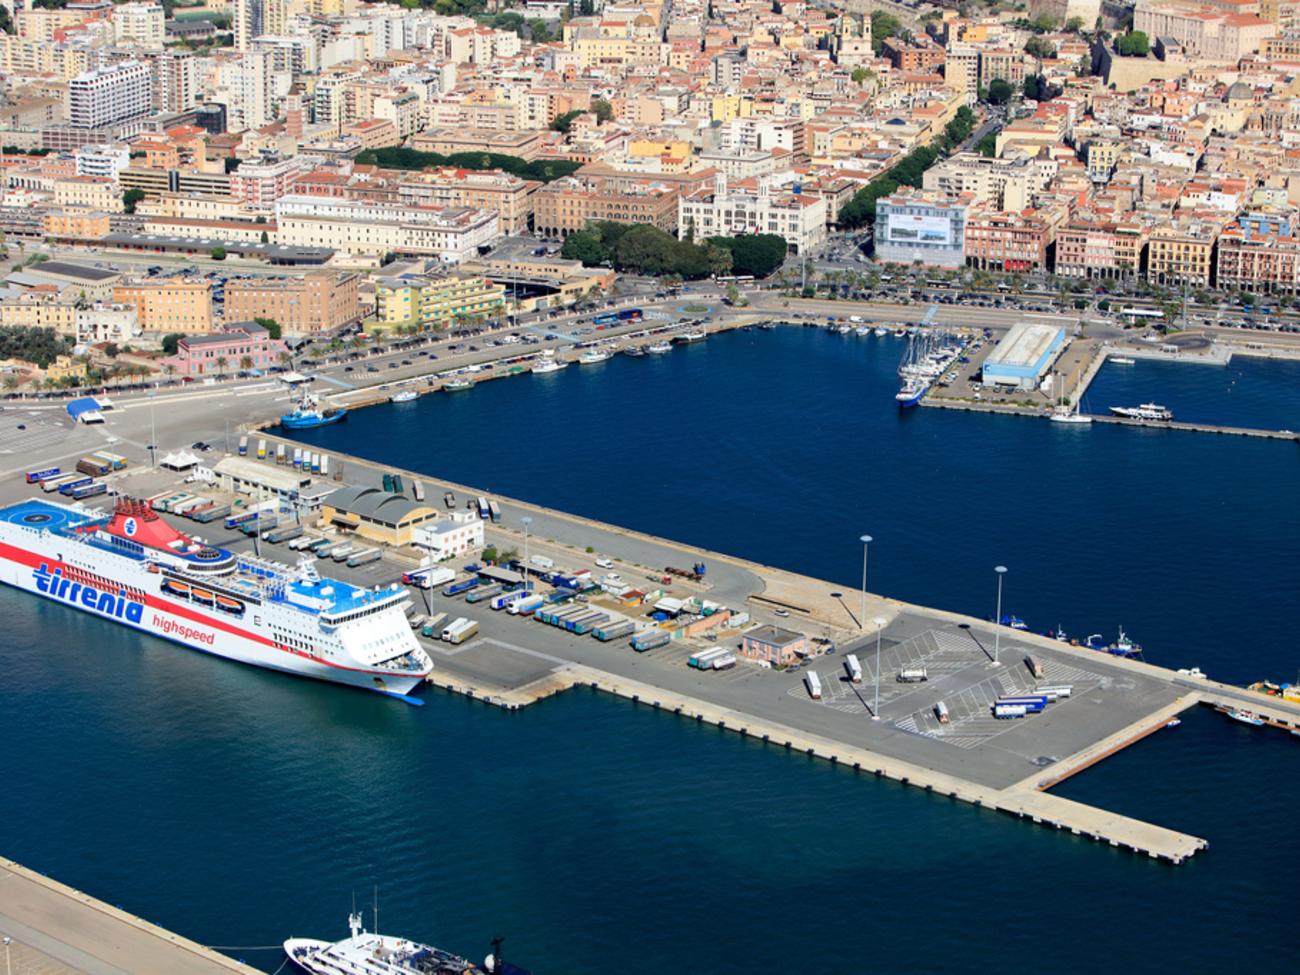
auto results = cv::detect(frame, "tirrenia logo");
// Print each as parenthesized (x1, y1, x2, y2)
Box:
(123, 517, 138, 537)
(33, 563, 144, 624)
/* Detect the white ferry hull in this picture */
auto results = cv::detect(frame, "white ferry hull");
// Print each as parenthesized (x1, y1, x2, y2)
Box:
(0, 533, 427, 699)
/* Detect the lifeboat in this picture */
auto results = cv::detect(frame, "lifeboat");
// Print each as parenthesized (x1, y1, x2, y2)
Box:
(163, 579, 191, 598)
(215, 595, 244, 615)
(190, 588, 214, 605)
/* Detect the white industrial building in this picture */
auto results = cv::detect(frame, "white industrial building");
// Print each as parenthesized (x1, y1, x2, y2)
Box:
(982, 322, 1066, 390)
(412, 512, 484, 560)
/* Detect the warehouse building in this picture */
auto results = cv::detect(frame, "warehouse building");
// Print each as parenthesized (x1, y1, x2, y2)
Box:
(319, 485, 442, 547)
(981, 321, 1066, 390)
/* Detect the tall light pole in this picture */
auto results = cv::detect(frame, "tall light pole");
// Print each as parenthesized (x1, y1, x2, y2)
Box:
(859, 534, 872, 629)
(994, 565, 1008, 666)
(147, 391, 157, 469)
(3, 935, 11, 975)
(872, 616, 887, 720)
(521, 516, 532, 590)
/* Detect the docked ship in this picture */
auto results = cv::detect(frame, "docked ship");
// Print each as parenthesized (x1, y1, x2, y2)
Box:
(281, 393, 348, 429)
(530, 351, 566, 374)
(675, 330, 706, 343)
(895, 328, 964, 409)
(443, 378, 474, 392)
(0, 497, 432, 701)
(646, 340, 673, 354)
(895, 374, 928, 408)
(578, 348, 611, 365)
(285, 911, 530, 975)
(1110, 403, 1173, 421)
(390, 389, 418, 404)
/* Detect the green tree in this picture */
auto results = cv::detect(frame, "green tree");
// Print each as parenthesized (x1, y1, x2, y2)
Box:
(1025, 35, 1054, 60)
(122, 188, 146, 214)
(239, 355, 254, 372)
(706, 234, 789, 277)
(987, 78, 1013, 104)
(590, 98, 614, 123)
(1116, 31, 1150, 56)
(870, 11, 903, 55)
(215, 355, 228, 375)
(551, 109, 583, 133)
(528, 18, 553, 42)
(211, 246, 226, 260)
(975, 131, 999, 156)
(561, 228, 606, 266)
(851, 67, 870, 85)
(254, 317, 281, 339)
(160, 332, 183, 355)
(1065, 16, 1085, 32)
(259, 230, 269, 244)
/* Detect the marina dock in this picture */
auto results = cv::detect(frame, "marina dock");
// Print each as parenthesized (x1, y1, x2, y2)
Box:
(245, 433, 1300, 865)
(0, 856, 247, 973)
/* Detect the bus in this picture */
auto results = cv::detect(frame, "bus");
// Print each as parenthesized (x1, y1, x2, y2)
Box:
(1120, 306, 1164, 321)
(592, 313, 618, 326)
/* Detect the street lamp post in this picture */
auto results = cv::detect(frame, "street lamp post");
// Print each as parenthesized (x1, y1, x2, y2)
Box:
(872, 616, 887, 720)
(859, 534, 872, 629)
(994, 565, 1008, 666)
(521, 516, 532, 590)
(4, 935, 11, 975)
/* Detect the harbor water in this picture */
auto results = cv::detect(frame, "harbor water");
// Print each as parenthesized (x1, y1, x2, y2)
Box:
(5, 325, 1300, 972)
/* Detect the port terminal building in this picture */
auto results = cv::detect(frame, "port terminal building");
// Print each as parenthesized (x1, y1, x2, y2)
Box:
(982, 321, 1066, 390)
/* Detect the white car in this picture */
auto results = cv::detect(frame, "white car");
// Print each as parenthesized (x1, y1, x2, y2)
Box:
(594, 557, 613, 569)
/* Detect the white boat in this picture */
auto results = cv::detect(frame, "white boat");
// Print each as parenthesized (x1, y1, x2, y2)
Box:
(389, 389, 418, 403)
(855, 326, 871, 337)
(0, 497, 430, 700)
(285, 909, 527, 975)
(646, 340, 672, 354)
(578, 349, 611, 365)
(531, 351, 566, 374)
(874, 326, 888, 337)
(676, 330, 706, 343)
(1050, 379, 1092, 424)
(443, 378, 474, 392)
(1109, 356, 1137, 365)
(1110, 403, 1173, 421)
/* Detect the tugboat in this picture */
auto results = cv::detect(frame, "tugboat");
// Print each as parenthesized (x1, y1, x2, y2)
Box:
(1084, 627, 1144, 659)
(1109, 403, 1173, 421)
(280, 392, 347, 429)
(285, 907, 531, 975)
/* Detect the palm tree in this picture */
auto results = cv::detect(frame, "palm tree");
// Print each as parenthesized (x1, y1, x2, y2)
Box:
(239, 355, 254, 372)
(215, 355, 228, 376)
(278, 350, 293, 369)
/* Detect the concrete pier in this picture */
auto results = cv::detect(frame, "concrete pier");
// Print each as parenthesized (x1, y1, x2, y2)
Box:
(0, 857, 247, 974)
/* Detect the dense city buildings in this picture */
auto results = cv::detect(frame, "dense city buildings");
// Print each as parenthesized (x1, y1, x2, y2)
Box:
(222, 272, 363, 336)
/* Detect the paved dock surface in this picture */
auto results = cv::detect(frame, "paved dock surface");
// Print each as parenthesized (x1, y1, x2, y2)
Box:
(0, 857, 247, 974)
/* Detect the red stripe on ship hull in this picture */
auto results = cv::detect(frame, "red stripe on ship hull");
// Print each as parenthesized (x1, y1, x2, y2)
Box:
(0, 541, 427, 679)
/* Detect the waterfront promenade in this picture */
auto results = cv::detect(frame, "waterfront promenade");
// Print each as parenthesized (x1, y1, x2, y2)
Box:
(0, 857, 247, 974)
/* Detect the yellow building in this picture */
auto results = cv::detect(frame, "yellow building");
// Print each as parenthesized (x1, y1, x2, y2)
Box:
(1147, 223, 1220, 287)
(318, 485, 441, 547)
(0, 297, 76, 336)
(626, 139, 693, 174)
(112, 279, 214, 333)
(43, 209, 111, 240)
(44, 354, 87, 384)
(375, 274, 505, 330)
(52, 176, 124, 213)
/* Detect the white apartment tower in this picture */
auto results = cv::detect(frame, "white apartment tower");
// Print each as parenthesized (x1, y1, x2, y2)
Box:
(113, 2, 166, 50)
(151, 49, 198, 114)
(68, 61, 152, 129)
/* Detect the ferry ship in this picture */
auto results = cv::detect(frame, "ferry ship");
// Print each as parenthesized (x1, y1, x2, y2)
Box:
(1109, 403, 1173, 421)
(0, 497, 431, 701)
(281, 393, 348, 429)
(285, 911, 530, 975)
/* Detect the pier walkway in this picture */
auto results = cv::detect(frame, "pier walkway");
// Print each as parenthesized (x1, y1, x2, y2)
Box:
(0, 857, 247, 974)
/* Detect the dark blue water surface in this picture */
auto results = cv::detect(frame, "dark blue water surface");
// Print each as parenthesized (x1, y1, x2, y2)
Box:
(4, 326, 1300, 973)
(1087, 354, 1300, 430)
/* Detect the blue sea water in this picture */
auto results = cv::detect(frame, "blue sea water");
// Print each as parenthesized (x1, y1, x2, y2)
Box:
(4, 325, 1300, 973)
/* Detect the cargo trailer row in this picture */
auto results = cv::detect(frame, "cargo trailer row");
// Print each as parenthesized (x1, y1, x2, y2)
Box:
(464, 584, 503, 604)
(420, 613, 450, 639)
(442, 618, 478, 644)
(346, 548, 382, 568)
(631, 630, 671, 652)
(593, 620, 636, 642)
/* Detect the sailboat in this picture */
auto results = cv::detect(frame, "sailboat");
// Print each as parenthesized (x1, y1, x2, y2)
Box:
(1050, 372, 1092, 424)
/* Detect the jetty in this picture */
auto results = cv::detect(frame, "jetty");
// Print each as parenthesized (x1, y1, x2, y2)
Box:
(246, 432, 1300, 865)
(0, 856, 248, 973)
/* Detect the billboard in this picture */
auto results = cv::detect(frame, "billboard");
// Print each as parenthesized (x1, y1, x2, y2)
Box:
(885, 213, 953, 246)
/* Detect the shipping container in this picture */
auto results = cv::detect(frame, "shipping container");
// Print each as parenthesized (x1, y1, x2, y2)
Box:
(443, 618, 478, 644)
(934, 700, 950, 724)
(444, 491, 456, 509)
(75, 457, 111, 477)
(330, 544, 354, 562)
(844, 654, 863, 684)
(238, 435, 248, 456)
(403, 566, 456, 589)
(276, 443, 286, 465)
(477, 496, 490, 519)
(689, 648, 728, 669)
(266, 524, 305, 544)
(256, 439, 267, 459)
(421, 613, 449, 639)
(507, 594, 545, 616)
(320, 455, 330, 478)
(711, 652, 737, 671)
(897, 667, 929, 683)
(1025, 654, 1044, 679)
(994, 696, 1047, 714)
(391, 474, 403, 495)
(171, 496, 209, 515)
(191, 503, 232, 524)
(491, 589, 533, 611)
(411, 479, 425, 502)
(570, 613, 608, 635)
(465, 584, 503, 604)
(288, 535, 317, 551)
(41, 474, 79, 493)
(346, 548, 382, 567)
(594, 620, 635, 641)
(631, 630, 670, 652)
(71, 482, 108, 500)
(293, 447, 303, 469)
(90, 451, 127, 470)
(443, 578, 480, 597)
(993, 704, 1028, 719)
(1035, 685, 1073, 699)
(26, 467, 61, 484)
(805, 671, 823, 700)
(488, 500, 502, 522)
(57, 476, 94, 496)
